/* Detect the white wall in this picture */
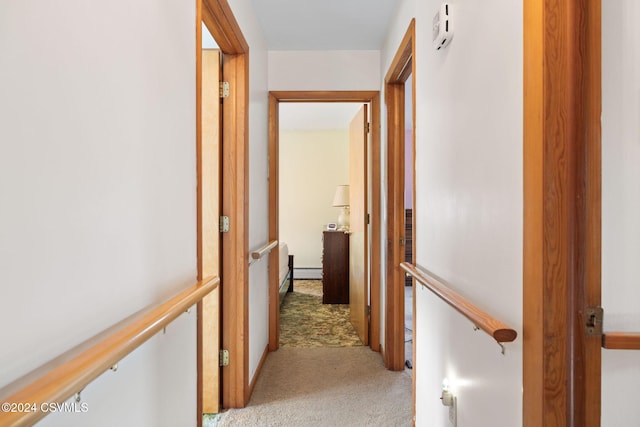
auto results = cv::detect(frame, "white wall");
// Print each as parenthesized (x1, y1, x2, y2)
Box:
(601, 1, 640, 424)
(0, 0, 198, 425)
(268, 51, 380, 91)
(226, 0, 271, 383)
(279, 130, 350, 269)
(381, 1, 523, 425)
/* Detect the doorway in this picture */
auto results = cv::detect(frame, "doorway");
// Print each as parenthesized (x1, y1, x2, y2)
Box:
(384, 19, 415, 375)
(267, 91, 381, 353)
(277, 102, 364, 348)
(384, 18, 416, 421)
(197, 0, 251, 416)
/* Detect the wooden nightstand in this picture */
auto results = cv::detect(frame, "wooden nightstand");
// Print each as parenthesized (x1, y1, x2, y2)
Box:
(322, 230, 349, 304)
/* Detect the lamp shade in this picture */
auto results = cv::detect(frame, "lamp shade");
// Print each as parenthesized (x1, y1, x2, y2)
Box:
(332, 185, 350, 207)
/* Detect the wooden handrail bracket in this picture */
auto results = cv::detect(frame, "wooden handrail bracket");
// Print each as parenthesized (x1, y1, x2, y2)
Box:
(0, 276, 219, 427)
(400, 262, 517, 344)
(250, 240, 278, 262)
(602, 332, 640, 350)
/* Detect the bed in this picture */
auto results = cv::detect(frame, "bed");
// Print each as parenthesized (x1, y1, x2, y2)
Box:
(278, 242, 294, 306)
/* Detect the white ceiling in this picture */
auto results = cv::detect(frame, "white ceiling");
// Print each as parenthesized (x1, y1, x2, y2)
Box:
(251, 0, 401, 50)
(279, 103, 363, 130)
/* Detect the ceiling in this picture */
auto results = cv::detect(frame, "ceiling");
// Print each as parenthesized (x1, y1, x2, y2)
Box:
(251, 0, 401, 50)
(279, 103, 363, 130)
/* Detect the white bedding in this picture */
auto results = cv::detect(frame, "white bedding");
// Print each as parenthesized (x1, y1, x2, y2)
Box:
(278, 242, 289, 285)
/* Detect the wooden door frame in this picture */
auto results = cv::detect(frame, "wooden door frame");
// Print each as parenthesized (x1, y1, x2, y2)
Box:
(523, 0, 601, 425)
(384, 19, 415, 373)
(267, 91, 381, 353)
(197, 0, 250, 415)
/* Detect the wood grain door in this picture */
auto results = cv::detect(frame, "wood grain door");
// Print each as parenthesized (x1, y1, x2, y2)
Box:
(523, 1, 601, 424)
(349, 104, 369, 345)
(198, 48, 221, 414)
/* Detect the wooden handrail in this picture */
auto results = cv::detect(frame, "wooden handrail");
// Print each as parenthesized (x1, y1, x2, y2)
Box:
(602, 332, 640, 350)
(0, 276, 219, 427)
(400, 262, 517, 343)
(250, 240, 278, 263)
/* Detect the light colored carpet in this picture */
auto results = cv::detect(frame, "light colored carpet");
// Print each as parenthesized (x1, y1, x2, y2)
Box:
(215, 347, 412, 427)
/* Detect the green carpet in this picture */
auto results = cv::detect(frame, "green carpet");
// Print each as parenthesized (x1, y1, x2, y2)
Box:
(279, 280, 363, 347)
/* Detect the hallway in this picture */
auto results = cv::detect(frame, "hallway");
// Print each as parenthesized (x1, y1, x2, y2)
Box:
(5, 1, 637, 426)
(208, 347, 411, 426)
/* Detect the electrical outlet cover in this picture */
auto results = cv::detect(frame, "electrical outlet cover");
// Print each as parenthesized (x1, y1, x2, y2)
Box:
(449, 396, 457, 426)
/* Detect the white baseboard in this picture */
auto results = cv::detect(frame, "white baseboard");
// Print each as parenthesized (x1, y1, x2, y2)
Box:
(294, 268, 322, 279)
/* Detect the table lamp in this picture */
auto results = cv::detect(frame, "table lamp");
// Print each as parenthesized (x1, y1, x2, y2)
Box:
(332, 185, 350, 231)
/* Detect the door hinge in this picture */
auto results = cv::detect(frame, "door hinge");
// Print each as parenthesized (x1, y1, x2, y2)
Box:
(586, 306, 603, 336)
(366, 213, 370, 225)
(366, 305, 371, 315)
(219, 349, 229, 367)
(400, 237, 406, 246)
(365, 122, 371, 133)
(219, 81, 230, 98)
(219, 216, 230, 233)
